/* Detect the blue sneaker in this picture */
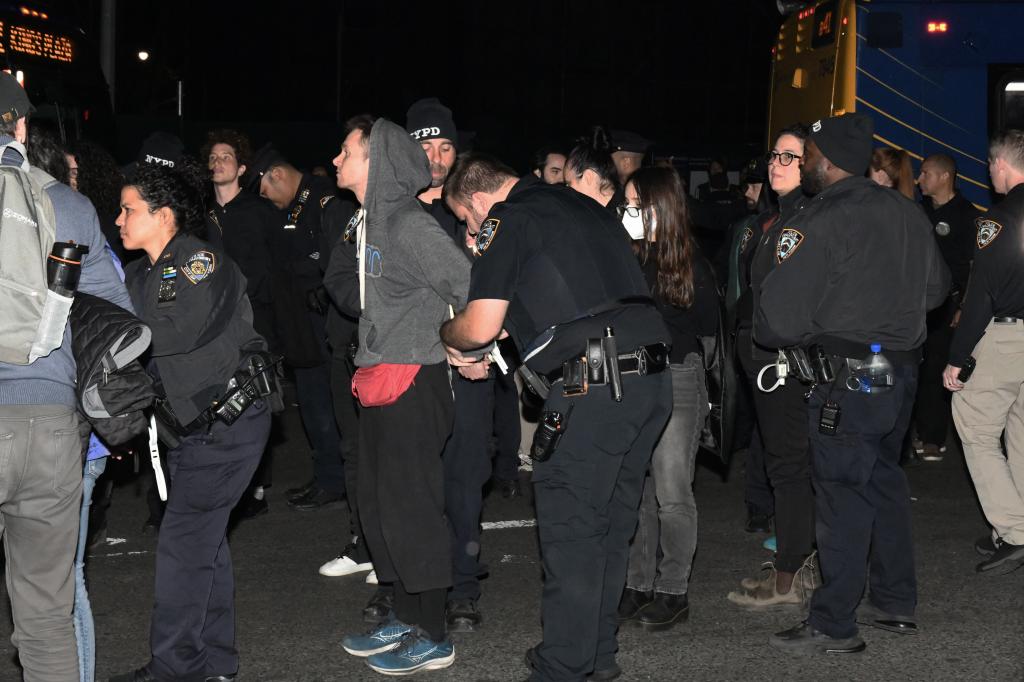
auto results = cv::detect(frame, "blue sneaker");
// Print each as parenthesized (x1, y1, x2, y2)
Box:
(342, 618, 415, 657)
(366, 629, 455, 675)
(763, 535, 777, 552)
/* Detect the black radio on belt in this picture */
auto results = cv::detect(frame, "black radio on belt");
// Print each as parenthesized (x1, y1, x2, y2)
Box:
(212, 353, 282, 425)
(819, 399, 841, 435)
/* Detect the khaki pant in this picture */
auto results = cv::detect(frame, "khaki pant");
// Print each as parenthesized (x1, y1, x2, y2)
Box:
(0, 405, 82, 681)
(952, 320, 1024, 545)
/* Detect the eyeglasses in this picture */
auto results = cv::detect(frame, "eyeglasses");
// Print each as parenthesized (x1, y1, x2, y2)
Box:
(617, 205, 641, 218)
(765, 151, 801, 166)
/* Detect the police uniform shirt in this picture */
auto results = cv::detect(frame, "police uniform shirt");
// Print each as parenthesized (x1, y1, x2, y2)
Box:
(468, 177, 668, 373)
(754, 176, 949, 353)
(125, 232, 263, 423)
(271, 174, 347, 288)
(923, 191, 978, 294)
(948, 183, 1024, 366)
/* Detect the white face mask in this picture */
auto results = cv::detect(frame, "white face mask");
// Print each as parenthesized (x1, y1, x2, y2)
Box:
(621, 210, 645, 240)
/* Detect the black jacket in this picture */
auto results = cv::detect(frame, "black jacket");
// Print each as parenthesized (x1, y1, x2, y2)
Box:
(205, 190, 278, 347)
(755, 176, 950, 353)
(125, 233, 265, 424)
(69, 292, 156, 445)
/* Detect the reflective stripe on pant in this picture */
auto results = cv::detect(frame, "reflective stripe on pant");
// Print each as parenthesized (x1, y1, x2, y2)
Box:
(953, 320, 1024, 545)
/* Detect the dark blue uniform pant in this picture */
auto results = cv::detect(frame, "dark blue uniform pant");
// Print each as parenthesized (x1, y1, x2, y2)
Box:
(530, 371, 672, 682)
(443, 372, 495, 601)
(295, 363, 345, 496)
(492, 370, 522, 483)
(806, 364, 918, 639)
(149, 402, 270, 681)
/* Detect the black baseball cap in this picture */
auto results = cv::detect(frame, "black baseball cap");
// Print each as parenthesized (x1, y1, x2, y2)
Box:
(243, 144, 285, 193)
(0, 71, 34, 124)
(611, 130, 651, 155)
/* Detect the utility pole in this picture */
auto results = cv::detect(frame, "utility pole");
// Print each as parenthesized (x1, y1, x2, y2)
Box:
(100, 0, 116, 110)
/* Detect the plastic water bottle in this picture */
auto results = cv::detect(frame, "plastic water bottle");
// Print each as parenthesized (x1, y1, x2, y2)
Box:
(851, 343, 894, 394)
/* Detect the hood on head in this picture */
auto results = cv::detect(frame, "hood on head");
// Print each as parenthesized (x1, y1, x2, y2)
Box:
(365, 118, 431, 217)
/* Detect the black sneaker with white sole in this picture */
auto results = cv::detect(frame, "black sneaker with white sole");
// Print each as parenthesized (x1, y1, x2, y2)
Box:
(976, 540, 1024, 575)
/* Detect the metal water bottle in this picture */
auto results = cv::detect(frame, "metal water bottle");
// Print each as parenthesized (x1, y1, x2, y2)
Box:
(29, 241, 89, 362)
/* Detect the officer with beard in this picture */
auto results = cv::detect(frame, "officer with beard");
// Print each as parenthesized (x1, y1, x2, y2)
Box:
(405, 98, 502, 632)
(755, 113, 949, 656)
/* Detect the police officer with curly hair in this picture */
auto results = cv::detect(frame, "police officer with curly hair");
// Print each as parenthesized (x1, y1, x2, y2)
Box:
(111, 165, 273, 682)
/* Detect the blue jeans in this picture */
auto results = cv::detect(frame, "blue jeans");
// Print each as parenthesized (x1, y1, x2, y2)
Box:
(626, 356, 707, 595)
(74, 456, 107, 682)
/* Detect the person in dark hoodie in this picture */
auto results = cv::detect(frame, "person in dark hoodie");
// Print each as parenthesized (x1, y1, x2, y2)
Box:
(334, 116, 470, 676)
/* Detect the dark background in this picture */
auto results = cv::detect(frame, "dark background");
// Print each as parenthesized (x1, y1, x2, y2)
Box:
(56, 0, 781, 170)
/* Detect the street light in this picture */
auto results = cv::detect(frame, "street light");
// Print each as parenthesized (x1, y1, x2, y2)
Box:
(137, 50, 149, 62)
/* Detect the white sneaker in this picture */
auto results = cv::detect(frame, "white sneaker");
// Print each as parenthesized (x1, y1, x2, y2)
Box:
(365, 569, 378, 585)
(318, 554, 372, 577)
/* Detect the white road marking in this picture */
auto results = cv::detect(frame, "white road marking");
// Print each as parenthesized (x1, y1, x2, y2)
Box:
(481, 519, 536, 530)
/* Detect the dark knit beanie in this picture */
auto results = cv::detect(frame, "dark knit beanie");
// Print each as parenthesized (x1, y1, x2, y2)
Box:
(405, 97, 457, 144)
(809, 112, 874, 176)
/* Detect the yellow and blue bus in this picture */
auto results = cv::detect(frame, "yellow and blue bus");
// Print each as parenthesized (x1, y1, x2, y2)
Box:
(768, 0, 1024, 208)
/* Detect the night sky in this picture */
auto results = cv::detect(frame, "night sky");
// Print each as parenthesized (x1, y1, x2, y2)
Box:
(58, 0, 780, 170)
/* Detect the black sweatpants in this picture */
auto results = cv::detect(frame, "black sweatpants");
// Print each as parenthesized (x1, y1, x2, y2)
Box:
(358, 362, 454, 606)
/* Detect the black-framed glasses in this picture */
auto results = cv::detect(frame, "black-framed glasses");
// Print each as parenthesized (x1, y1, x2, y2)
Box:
(765, 151, 801, 166)
(617, 205, 641, 218)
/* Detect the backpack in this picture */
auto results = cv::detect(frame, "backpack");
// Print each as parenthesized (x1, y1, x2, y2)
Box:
(0, 140, 59, 365)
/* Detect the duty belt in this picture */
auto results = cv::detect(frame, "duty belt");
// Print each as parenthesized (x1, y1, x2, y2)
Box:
(993, 316, 1021, 324)
(543, 342, 670, 384)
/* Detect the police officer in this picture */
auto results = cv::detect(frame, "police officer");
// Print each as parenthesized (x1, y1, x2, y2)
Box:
(111, 165, 273, 682)
(944, 129, 1024, 575)
(441, 154, 672, 681)
(755, 113, 949, 655)
(913, 153, 978, 462)
(244, 145, 353, 511)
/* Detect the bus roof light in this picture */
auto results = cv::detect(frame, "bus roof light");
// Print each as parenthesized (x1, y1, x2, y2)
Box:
(927, 21, 948, 33)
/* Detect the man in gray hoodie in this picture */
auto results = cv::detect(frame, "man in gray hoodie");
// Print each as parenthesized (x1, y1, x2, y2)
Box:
(0, 72, 132, 680)
(334, 115, 472, 676)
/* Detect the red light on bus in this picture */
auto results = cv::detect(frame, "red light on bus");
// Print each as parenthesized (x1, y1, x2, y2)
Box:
(927, 21, 948, 33)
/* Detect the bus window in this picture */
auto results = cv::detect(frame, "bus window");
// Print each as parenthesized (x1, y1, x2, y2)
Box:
(1002, 80, 1024, 130)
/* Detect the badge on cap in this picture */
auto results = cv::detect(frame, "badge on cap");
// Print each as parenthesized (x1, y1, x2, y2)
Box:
(181, 251, 216, 284)
(776, 228, 805, 263)
(475, 218, 500, 255)
(976, 218, 1002, 249)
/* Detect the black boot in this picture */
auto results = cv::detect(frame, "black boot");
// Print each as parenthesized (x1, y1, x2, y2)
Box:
(638, 592, 689, 632)
(617, 588, 654, 622)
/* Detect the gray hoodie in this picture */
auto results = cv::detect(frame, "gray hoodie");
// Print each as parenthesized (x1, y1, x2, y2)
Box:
(355, 118, 469, 367)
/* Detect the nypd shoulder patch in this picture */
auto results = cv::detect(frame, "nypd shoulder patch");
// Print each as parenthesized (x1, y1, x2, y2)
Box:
(740, 227, 754, 253)
(476, 218, 500, 254)
(181, 250, 217, 284)
(976, 218, 1002, 249)
(776, 228, 804, 263)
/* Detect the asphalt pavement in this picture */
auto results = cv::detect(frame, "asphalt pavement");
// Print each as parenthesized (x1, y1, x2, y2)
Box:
(1, 402, 1021, 681)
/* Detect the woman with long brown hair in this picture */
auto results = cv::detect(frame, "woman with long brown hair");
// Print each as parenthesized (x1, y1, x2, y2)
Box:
(870, 147, 916, 200)
(616, 166, 719, 631)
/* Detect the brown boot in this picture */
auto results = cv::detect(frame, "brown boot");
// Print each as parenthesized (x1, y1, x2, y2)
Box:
(727, 565, 801, 609)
